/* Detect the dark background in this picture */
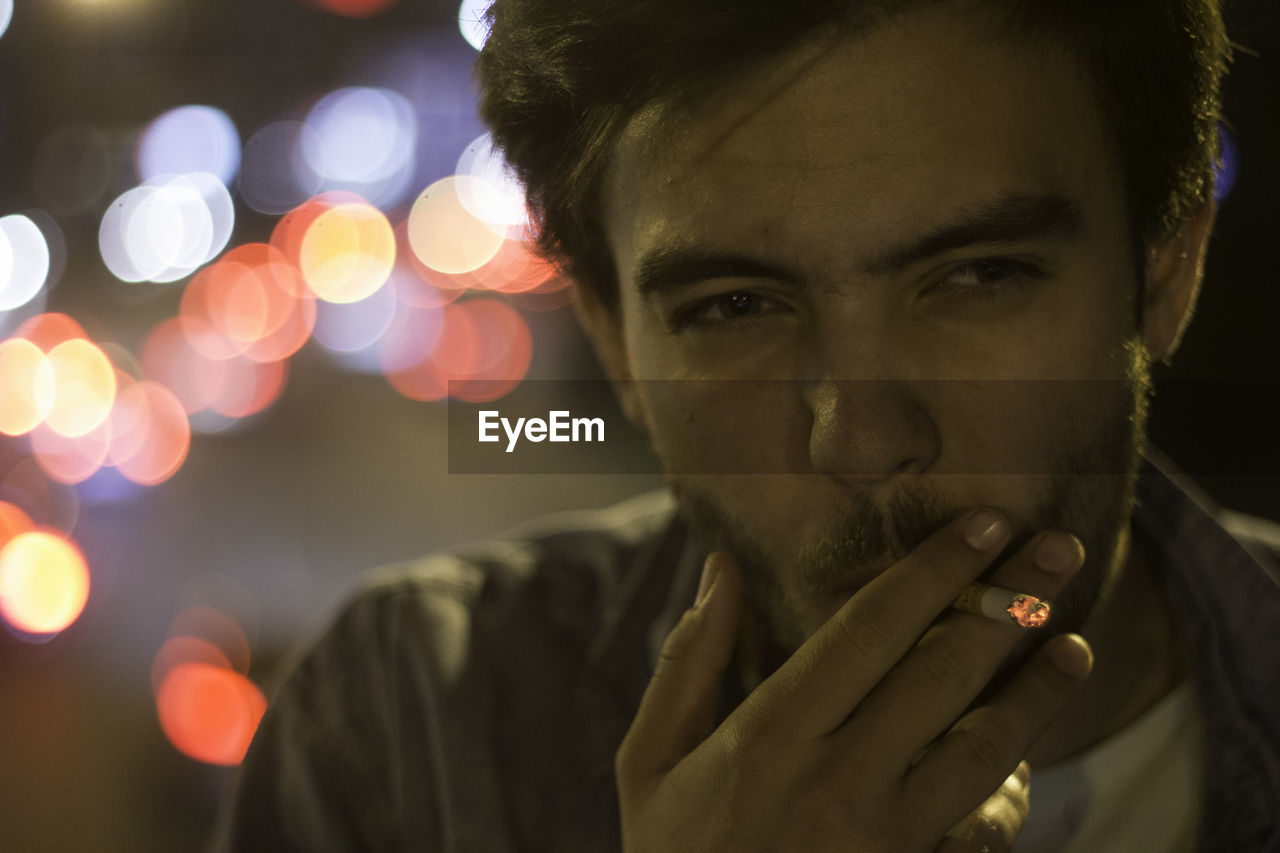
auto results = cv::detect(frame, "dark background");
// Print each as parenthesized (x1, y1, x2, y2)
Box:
(0, 1, 1274, 849)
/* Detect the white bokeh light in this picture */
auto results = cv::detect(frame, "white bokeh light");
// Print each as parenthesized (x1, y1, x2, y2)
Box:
(0, 215, 51, 311)
(455, 132, 528, 226)
(137, 105, 241, 186)
(99, 174, 234, 284)
(458, 0, 491, 51)
(300, 87, 418, 208)
(0, 1, 12, 41)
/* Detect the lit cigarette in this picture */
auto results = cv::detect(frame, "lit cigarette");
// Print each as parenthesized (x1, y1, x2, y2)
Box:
(951, 583, 1050, 628)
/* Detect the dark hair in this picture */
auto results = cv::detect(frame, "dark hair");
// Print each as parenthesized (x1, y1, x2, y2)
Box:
(476, 0, 1231, 311)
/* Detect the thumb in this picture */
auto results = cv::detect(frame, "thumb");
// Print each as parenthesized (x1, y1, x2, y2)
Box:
(935, 761, 1031, 853)
(616, 551, 743, 782)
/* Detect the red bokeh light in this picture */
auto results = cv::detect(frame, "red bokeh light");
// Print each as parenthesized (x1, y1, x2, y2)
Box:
(155, 663, 267, 766)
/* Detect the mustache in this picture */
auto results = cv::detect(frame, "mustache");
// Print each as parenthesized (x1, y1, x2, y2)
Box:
(793, 486, 961, 595)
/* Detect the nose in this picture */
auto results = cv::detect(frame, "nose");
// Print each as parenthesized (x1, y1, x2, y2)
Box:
(804, 377, 940, 485)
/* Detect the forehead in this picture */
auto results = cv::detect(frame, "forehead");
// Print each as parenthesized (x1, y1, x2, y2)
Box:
(603, 4, 1120, 285)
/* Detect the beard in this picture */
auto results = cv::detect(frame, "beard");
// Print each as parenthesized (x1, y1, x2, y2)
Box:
(669, 341, 1152, 679)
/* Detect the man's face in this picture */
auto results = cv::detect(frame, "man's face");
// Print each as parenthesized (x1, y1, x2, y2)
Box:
(594, 5, 1151, 652)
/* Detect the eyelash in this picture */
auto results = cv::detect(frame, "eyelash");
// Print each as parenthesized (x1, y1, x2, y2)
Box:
(669, 257, 1045, 331)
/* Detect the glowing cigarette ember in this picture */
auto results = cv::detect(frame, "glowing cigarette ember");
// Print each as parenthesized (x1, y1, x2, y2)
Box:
(951, 583, 1050, 628)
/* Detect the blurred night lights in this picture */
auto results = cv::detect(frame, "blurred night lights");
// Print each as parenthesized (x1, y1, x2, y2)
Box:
(455, 133, 527, 227)
(295, 200, 396, 304)
(43, 338, 117, 438)
(301, 87, 418, 207)
(0, 337, 54, 436)
(0, 1, 11, 40)
(179, 243, 315, 362)
(99, 173, 235, 284)
(304, 0, 400, 18)
(408, 176, 507, 275)
(0, 531, 90, 637)
(239, 121, 325, 215)
(458, 0, 492, 50)
(154, 607, 264, 766)
(0, 214, 52, 311)
(137, 106, 241, 186)
(155, 663, 266, 766)
(311, 272, 399, 356)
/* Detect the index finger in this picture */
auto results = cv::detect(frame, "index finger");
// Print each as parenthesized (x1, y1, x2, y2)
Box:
(744, 507, 1011, 739)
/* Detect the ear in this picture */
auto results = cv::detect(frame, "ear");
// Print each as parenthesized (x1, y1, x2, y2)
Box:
(1141, 201, 1216, 362)
(572, 283, 650, 434)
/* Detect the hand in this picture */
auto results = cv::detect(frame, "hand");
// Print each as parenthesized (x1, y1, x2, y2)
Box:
(615, 508, 1093, 852)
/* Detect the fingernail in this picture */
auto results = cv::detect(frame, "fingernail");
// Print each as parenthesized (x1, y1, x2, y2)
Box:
(1050, 634, 1094, 678)
(964, 509, 1007, 550)
(695, 554, 719, 608)
(1034, 533, 1083, 574)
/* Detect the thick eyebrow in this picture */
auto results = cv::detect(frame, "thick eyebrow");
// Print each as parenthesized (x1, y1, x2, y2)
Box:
(861, 192, 1085, 275)
(631, 192, 1085, 301)
(633, 248, 803, 303)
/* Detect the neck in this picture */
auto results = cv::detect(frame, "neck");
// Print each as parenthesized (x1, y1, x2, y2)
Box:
(1026, 523, 1186, 766)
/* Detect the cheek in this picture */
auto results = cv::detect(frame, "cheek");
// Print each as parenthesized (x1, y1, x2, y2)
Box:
(640, 380, 808, 475)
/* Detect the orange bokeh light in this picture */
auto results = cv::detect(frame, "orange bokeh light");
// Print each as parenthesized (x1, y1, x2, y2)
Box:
(30, 418, 111, 484)
(384, 298, 533, 403)
(0, 337, 54, 436)
(151, 635, 233, 696)
(14, 313, 87, 352)
(43, 338, 117, 438)
(304, 0, 400, 18)
(110, 380, 191, 486)
(181, 244, 315, 363)
(0, 501, 34, 549)
(155, 662, 267, 766)
(142, 317, 232, 413)
(0, 531, 90, 635)
(166, 605, 251, 675)
(298, 202, 395, 304)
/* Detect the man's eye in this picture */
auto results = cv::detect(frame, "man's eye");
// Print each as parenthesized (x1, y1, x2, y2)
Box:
(672, 292, 779, 329)
(937, 258, 1044, 293)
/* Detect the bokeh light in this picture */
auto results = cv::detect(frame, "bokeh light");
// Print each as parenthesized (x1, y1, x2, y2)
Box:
(0, 501, 34, 548)
(31, 418, 111, 485)
(180, 244, 315, 362)
(304, 0, 400, 18)
(311, 271, 399, 355)
(108, 380, 191, 486)
(298, 201, 395, 304)
(301, 87, 417, 207)
(238, 121, 325, 216)
(458, 0, 492, 51)
(43, 338, 117, 439)
(166, 605, 251, 674)
(136, 106, 241, 186)
(0, 531, 90, 636)
(0, 337, 54, 436)
(151, 635, 232, 695)
(99, 173, 235, 284)
(382, 297, 531, 402)
(455, 133, 527, 227)
(14, 312, 86, 352)
(155, 663, 266, 766)
(0, 214, 52, 311)
(407, 176, 507, 275)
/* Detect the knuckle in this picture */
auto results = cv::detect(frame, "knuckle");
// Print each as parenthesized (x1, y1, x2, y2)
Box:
(953, 725, 1013, 778)
(832, 608, 897, 663)
(918, 642, 978, 695)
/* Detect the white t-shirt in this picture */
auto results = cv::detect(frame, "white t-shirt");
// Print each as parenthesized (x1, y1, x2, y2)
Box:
(1014, 681, 1204, 853)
